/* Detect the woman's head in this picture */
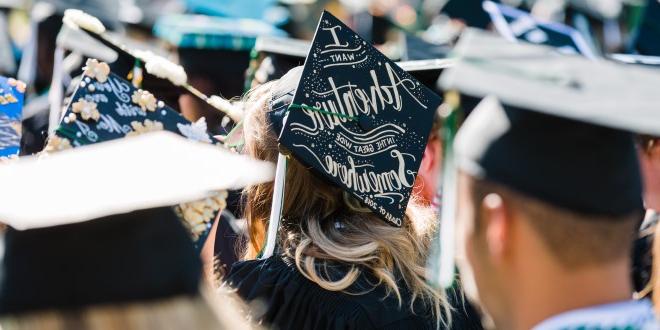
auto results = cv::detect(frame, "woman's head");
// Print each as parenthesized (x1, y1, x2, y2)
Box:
(239, 68, 449, 325)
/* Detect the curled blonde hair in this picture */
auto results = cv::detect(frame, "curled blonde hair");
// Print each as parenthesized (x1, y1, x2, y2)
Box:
(240, 79, 450, 326)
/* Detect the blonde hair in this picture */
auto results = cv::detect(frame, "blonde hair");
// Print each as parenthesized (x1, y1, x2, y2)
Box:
(240, 80, 450, 326)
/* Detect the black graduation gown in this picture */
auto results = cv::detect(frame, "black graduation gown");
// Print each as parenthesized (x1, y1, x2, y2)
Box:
(226, 256, 483, 330)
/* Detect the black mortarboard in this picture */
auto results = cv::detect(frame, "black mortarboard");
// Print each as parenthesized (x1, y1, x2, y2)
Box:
(400, 33, 451, 62)
(442, 31, 660, 205)
(153, 14, 286, 99)
(0, 132, 274, 314)
(0, 207, 201, 315)
(61, 10, 240, 125)
(455, 96, 643, 216)
(51, 58, 227, 247)
(54, 59, 214, 147)
(634, 0, 660, 56)
(249, 36, 309, 87)
(609, 54, 660, 68)
(270, 11, 442, 227)
(483, 1, 597, 59)
(441, 29, 660, 136)
(429, 28, 660, 288)
(397, 59, 454, 96)
(62, 14, 186, 111)
(441, 0, 492, 29)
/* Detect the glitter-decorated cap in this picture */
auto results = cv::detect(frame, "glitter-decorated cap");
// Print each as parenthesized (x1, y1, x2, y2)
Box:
(0, 77, 25, 158)
(270, 11, 442, 227)
(51, 58, 226, 248)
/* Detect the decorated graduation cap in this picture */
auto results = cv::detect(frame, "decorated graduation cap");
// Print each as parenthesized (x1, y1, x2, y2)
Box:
(428, 28, 660, 289)
(61, 10, 241, 124)
(49, 58, 233, 247)
(268, 11, 442, 230)
(483, 1, 597, 59)
(0, 132, 274, 314)
(0, 77, 24, 159)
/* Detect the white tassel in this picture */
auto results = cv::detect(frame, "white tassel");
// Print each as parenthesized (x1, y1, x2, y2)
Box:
(261, 153, 287, 259)
(438, 159, 457, 288)
(48, 47, 65, 135)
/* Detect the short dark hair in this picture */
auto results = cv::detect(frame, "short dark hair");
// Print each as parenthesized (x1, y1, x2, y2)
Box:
(469, 177, 642, 268)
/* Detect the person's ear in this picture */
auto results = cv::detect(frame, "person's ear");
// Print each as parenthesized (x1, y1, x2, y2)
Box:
(421, 136, 441, 172)
(649, 141, 660, 163)
(481, 193, 509, 260)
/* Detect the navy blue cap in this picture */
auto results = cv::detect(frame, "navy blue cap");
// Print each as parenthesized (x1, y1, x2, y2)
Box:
(270, 12, 441, 227)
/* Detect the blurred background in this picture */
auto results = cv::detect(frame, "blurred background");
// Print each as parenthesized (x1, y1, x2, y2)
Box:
(4, 0, 657, 145)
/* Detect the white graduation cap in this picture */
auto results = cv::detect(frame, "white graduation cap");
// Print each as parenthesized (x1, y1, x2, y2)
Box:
(0, 131, 274, 230)
(440, 28, 660, 136)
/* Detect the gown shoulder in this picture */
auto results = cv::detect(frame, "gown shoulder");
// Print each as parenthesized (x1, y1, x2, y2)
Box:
(226, 256, 439, 330)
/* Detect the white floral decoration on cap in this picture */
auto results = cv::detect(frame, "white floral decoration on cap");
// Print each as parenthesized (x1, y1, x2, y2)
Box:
(62, 9, 106, 34)
(71, 99, 101, 122)
(135, 50, 188, 87)
(177, 191, 228, 240)
(44, 136, 72, 153)
(177, 117, 212, 143)
(82, 59, 110, 83)
(131, 89, 157, 112)
(127, 119, 164, 136)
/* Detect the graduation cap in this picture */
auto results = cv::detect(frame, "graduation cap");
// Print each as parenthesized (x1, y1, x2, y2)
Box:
(397, 59, 455, 95)
(428, 28, 660, 288)
(400, 33, 452, 62)
(248, 36, 309, 88)
(633, 0, 660, 57)
(153, 14, 286, 98)
(483, 1, 597, 59)
(268, 11, 442, 230)
(609, 54, 660, 68)
(440, 0, 492, 29)
(61, 10, 240, 123)
(0, 77, 24, 158)
(49, 58, 235, 247)
(0, 132, 274, 315)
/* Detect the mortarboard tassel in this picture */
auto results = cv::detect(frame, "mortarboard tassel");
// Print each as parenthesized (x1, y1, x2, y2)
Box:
(47, 46, 65, 135)
(427, 91, 460, 289)
(261, 152, 287, 259)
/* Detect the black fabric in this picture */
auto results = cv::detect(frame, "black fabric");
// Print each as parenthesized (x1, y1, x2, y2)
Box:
(403, 34, 451, 62)
(635, 0, 660, 56)
(213, 211, 241, 275)
(226, 256, 437, 329)
(0, 207, 201, 315)
(273, 12, 441, 227)
(79, 27, 188, 111)
(442, 0, 493, 29)
(456, 102, 644, 217)
(178, 48, 250, 99)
